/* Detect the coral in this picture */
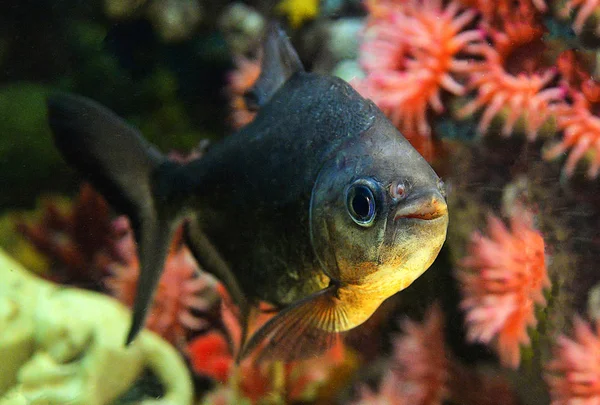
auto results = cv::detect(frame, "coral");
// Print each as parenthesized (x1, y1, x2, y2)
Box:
(226, 56, 261, 130)
(456, 209, 550, 368)
(545, 316, 600, 405)
(105, 220, 220, 346)
(276, 0, 320, 29)
(356, 0, 484, 138)
(0, 249, 193, 405)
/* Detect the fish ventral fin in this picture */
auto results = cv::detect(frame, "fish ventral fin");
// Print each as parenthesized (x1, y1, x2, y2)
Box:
(244, 22, 305, 111)
(239, 284, 344, 363)
(47, 93, 185, 345)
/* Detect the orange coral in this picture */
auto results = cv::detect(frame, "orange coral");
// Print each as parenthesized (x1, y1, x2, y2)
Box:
(457, 45, 564, 139)
(545, 91, 600, 178)
(356, 0, 484, 137)
(545, 317, 600, 404)
(226, 56, 261, 130)
(456, 209, 549, 368)
(106, 220, 219, 346)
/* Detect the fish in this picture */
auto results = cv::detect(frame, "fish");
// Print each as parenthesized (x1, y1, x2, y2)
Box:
(46, 24, 448, 361)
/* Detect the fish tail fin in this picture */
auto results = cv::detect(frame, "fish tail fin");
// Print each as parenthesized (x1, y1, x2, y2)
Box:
(238, 284, 346, 363)
(47, 93, 185, 344)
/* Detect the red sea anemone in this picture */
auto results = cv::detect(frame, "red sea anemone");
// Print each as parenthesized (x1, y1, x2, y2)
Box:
(456, 209, 549, 368)
(356, 0, 484, 137)
(545, 316, 600, 404)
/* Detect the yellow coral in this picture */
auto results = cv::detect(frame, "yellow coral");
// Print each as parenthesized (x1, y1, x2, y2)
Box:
(276, 0, 320, 28)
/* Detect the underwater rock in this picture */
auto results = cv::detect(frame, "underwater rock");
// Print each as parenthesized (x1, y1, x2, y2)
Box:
(104, 0, 202, 42)
(147, 0, 203, 43)
(218, 3, 264, 56)
(0, 249, 193, 405)
(303, 18, 364, 74)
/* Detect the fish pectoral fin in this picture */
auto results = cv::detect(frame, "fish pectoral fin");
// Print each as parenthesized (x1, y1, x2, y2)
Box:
(238, 284, 344, 363)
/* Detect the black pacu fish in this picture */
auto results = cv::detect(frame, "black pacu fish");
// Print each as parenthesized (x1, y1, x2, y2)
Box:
(47, 26, 448, 360)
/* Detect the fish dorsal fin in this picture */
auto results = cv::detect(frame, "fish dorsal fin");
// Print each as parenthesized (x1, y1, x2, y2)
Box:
(238, 284, 343, 362)
(244, 23, 305, 110)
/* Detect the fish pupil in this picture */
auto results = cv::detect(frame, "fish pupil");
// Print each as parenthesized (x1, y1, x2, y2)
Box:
(353, 192, 371, 219)
(347, 184, 376, 226)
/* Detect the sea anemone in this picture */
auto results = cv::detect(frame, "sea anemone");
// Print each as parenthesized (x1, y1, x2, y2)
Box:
(456, 209, 549, 368)
(544, 91, 600, 178)
(545, 316, 600, 404)
(458, 0, 547, 22)
(456, 45, 564, 139)
(352, 304, 448, 405)
(356, 0, 484, 137)
(106, 220, 220, 346)
(560, 0, 600, 35)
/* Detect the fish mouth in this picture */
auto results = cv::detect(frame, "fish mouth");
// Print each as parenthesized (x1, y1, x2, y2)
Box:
(393, 191, 448, 221)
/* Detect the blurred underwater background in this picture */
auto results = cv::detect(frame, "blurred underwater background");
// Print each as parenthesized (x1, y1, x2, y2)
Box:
(4, 0, 600, 403)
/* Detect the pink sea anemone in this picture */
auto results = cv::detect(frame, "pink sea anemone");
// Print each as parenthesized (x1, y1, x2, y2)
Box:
(457, 44, 564, 139)
(105, 221, 219, 346)
(544, 91, 600, 178)
(545, 316, 600, 405)
(356, 0, 484, 137)
(456, 209, 550, 368)
(352, 304, 448, 405)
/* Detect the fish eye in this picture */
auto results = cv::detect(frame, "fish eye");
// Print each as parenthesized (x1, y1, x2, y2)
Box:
(346, 181, 377, 227)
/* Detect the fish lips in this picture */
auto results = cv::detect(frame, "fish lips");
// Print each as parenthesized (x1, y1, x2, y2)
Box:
(393, 190, 448, 222)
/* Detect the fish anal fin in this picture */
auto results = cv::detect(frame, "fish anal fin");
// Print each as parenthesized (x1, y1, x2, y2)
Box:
(244, 22, 305, 111)
(240, 284, 344, 363)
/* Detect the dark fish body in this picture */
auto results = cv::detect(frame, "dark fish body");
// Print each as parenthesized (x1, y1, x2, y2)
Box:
(47, 25, 448, 360)
(173, 72, 375, 305)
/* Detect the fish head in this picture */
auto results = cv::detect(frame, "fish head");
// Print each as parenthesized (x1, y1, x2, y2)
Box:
(309, 112, 448, 295)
